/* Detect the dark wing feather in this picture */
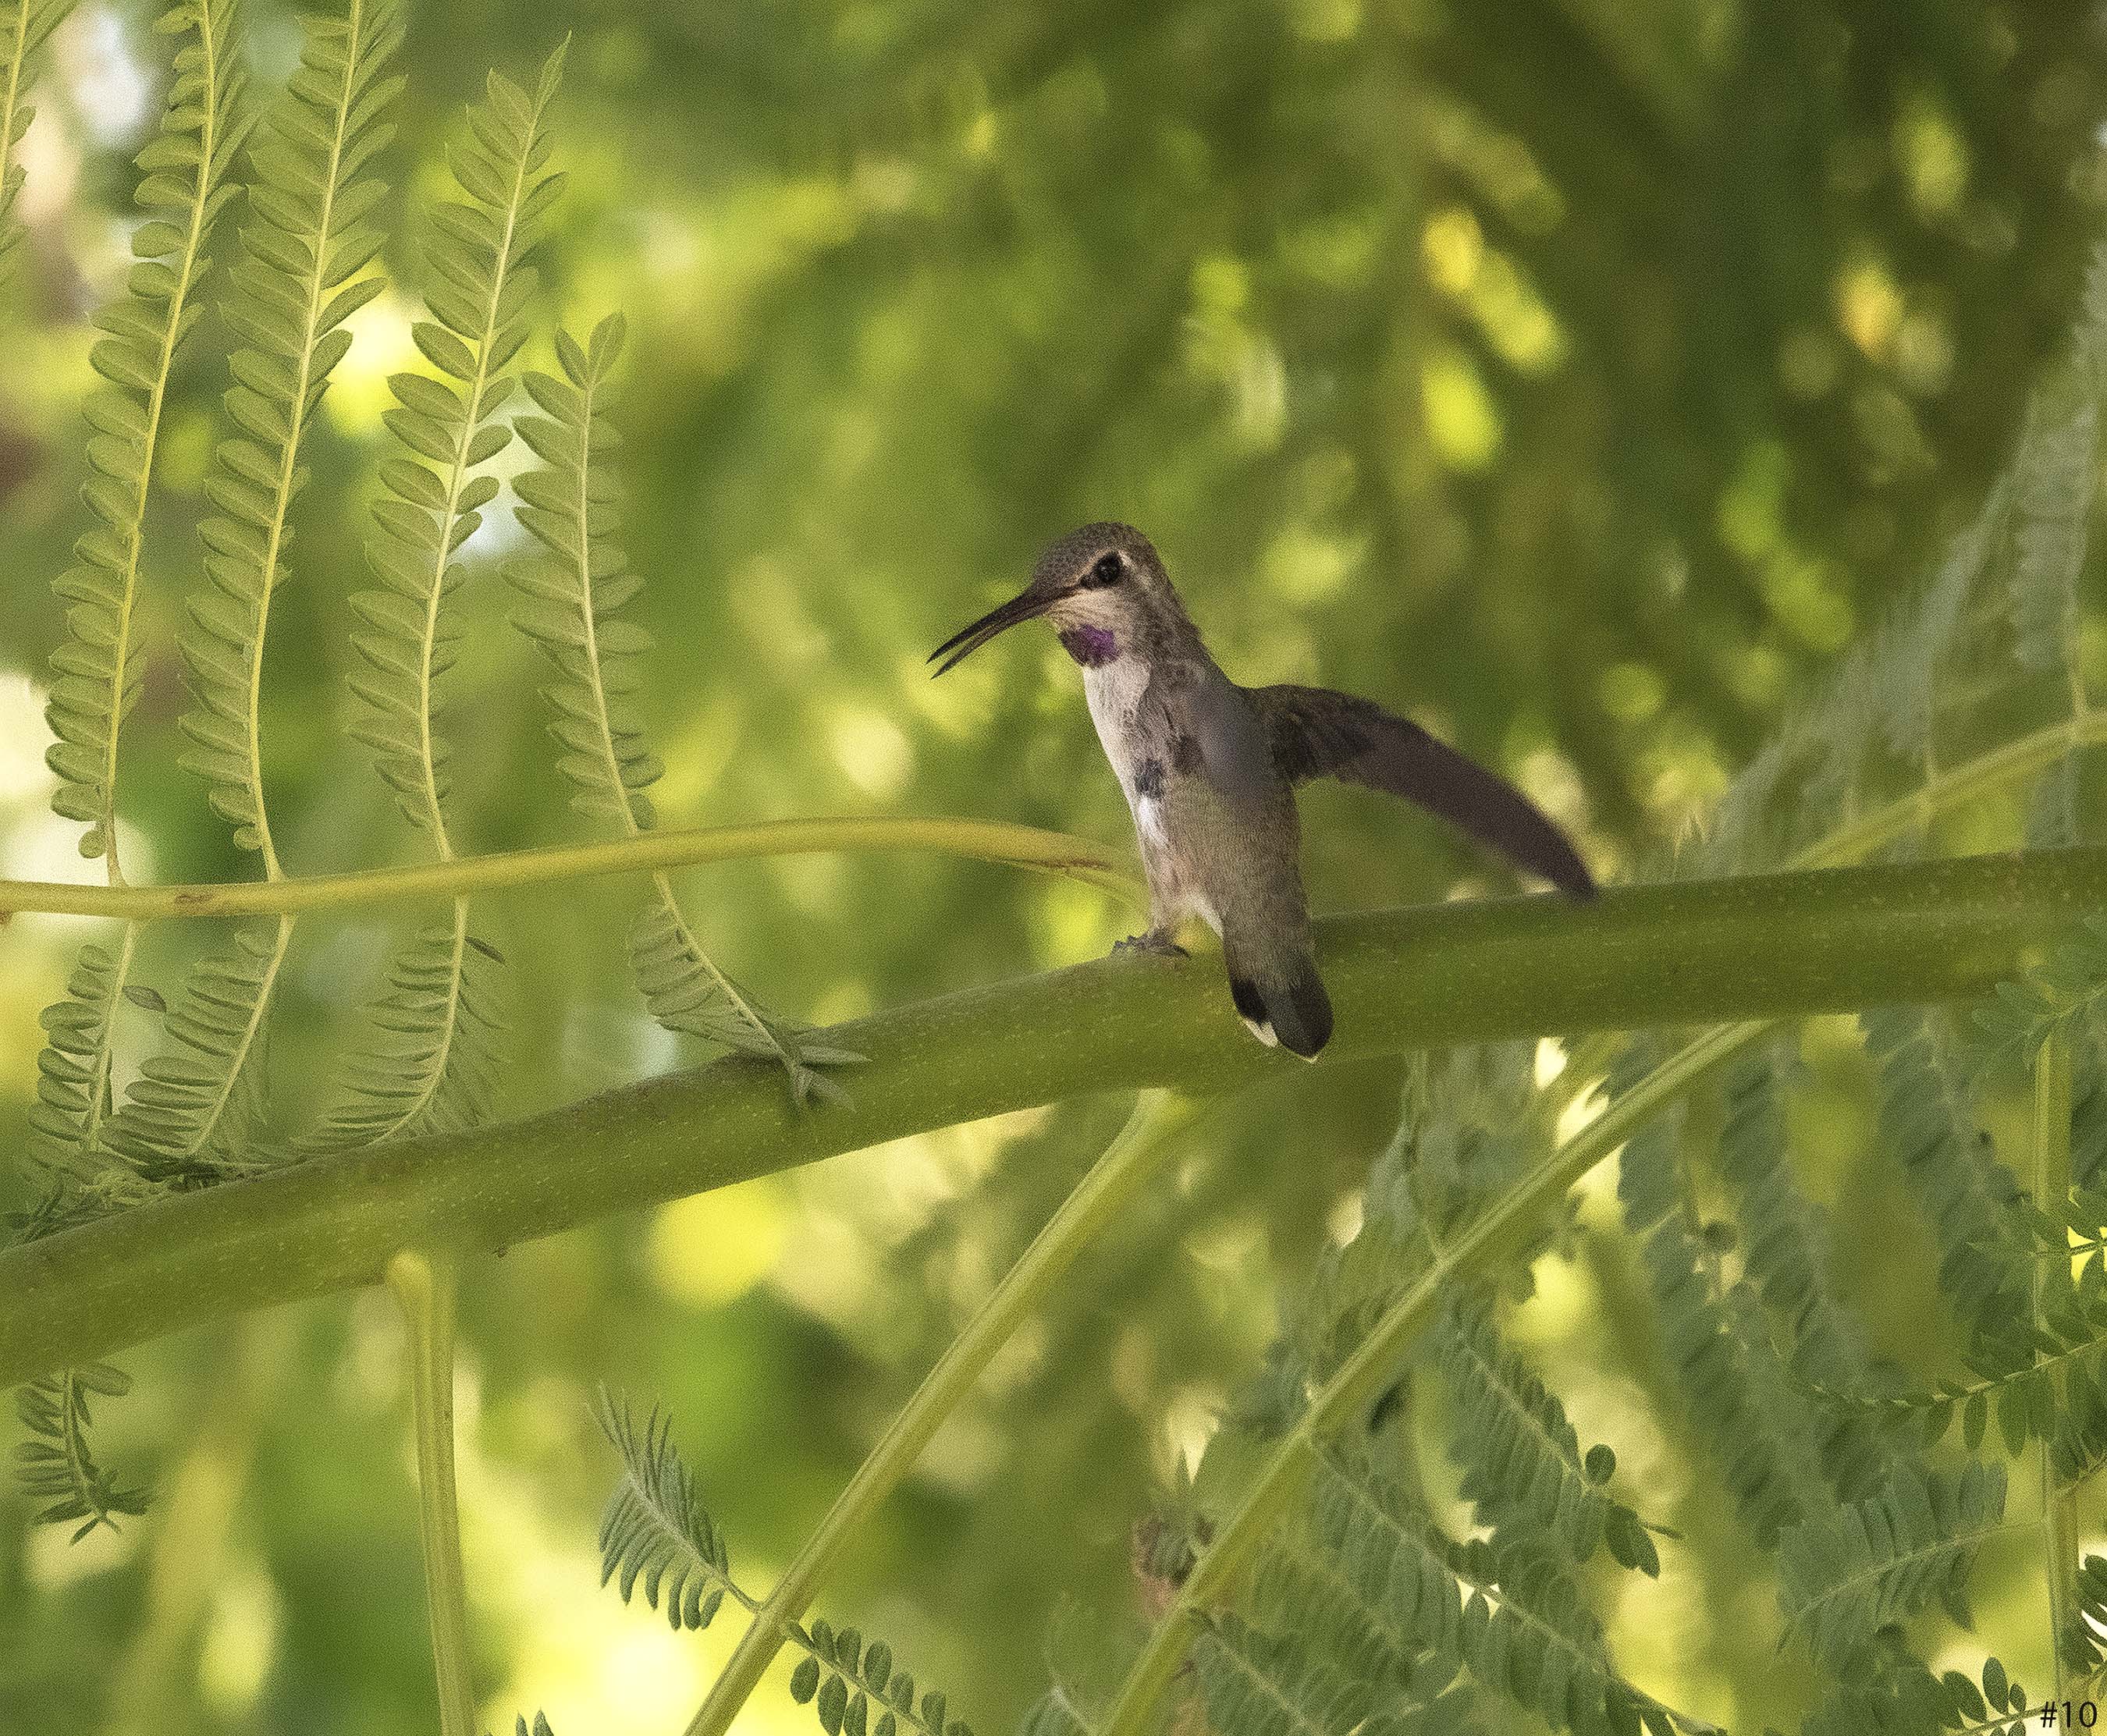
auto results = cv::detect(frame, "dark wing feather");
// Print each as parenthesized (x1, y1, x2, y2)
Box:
(1252, 684, 1597, 896)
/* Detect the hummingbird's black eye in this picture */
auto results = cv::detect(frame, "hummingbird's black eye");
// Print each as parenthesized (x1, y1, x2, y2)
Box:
(1082, 550, 1125, 588)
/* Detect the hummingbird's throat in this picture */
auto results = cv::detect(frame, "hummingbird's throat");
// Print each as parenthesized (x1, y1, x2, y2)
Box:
(1059, 624, 1119, 666)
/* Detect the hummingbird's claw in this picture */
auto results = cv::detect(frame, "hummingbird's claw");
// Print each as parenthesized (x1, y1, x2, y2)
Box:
(1112, 929, 1187, 959)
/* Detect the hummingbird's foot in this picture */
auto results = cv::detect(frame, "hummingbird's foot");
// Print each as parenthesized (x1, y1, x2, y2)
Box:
(1113, 928, 1187, 959)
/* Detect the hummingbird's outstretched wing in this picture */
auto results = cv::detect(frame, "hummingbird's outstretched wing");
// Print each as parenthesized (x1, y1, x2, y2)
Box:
(1249, 684, 1597, 896)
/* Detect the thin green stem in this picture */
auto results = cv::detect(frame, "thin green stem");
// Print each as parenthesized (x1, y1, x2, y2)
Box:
(684, 1091, 1202, 1736)
(2037, 1025, 2079, 1699)
(0, 815, 1139, 919)
(386, 1248, 476, 1736)
(7, 847, 2102, 1389)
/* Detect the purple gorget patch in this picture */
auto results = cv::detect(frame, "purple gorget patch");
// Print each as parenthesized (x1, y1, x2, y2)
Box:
(1060, 624, 1119, 666)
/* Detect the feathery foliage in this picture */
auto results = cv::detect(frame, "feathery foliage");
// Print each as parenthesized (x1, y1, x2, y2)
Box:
(0, 0, 70, 288)
(1975, 914, 2107, 1064)
(1777, 1462, 2013, 1670)
(45, 0, 247, 865)
(304, 917, 503, 1148)
(595, 1391, 971, 1736)
(1800, 1643, 2034, 1736)
(26, 935, 135, 1187)
(314, 48, 563, 1147)
(1191, 1615, 1395, 1736)
(508, 315, 856, 1100)
(179, 0, 400, 870)
(12, 1364, 145, 1542)
(93, 0, 405, 1188)
(28, 0, 246, 1219)
(1864, 1008, 2032, 1341)
(350, 43, 563, 849)
(595, 1390, 740, 1636)
(101, 919, 286, 1182)
(1434, 1291, 1659, 1573)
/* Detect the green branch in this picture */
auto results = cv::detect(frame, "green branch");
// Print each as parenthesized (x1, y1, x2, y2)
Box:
(0, 815, 1139, 918)
(4, 847, 2105, 1389)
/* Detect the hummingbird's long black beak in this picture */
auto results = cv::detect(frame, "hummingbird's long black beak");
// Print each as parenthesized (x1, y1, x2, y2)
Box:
(927, 587, 1054, 676)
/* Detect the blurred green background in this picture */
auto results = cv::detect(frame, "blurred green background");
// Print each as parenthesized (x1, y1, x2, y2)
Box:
(2, 1, 2104, 1731)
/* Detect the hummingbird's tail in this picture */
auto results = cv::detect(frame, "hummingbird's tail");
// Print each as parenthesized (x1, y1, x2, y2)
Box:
(1223, 937, 1333, 1060)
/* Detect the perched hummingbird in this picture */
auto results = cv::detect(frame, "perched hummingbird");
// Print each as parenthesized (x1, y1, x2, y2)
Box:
(930, 523, 1597, 1058)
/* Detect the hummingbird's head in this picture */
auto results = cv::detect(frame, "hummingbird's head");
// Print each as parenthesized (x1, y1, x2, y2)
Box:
(929, 522, 1181, 676)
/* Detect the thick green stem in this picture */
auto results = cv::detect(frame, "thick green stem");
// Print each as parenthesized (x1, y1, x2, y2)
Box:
(5, 848, 2106, 1388)
(386, 1250, 476, 1736)
(685, 1091, 1201, 1736)
(2037, 1027, 2079, 1699)
(0, 815, 1137, 919)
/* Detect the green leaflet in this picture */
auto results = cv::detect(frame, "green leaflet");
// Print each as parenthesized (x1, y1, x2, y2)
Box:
(27, 932, 133, 1184)
(594, 1390, 969, 1736)
(0, 0, 73, 289)
(1302, 1451, 1708, 1736)
(1777, 1461, 2014, 1671)
(12, 1363, 145, 1542)
(2011, 246, 2107, 690)
(44, 0, 247, 864)
(350, 41, 564, 847)
(1863, 1007, 2032, 1342)
(507, 315, 859, 1099)
(178, 0, 402, 872)
(1800, 1645, 2034, 1736)
(1192, 1615, 1394, 1736)
(102, 918, 290, 1181)
(318, 46, 565, 1149)
(304, 912, 503, 1149)
(595, 1390, 739, 1636)
(1433, 1291, 1659, 1574)
(507, 315, 664, 829)
(1975, 913, 2107, 1065)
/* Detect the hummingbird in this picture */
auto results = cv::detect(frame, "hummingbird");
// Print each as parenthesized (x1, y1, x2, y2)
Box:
(929, 523, 1597, 1059)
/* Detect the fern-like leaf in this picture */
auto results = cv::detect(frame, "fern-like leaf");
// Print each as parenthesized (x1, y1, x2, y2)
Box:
(27, 935, 134, 1180)
(1864, 1008, 2031, 1341)
(0, 0, 71, 288)
(45, 0, 247, 864)
(179, 0, 401, 870)
(1777, 1461, 2013, 1670)
(1616, 1050, 1830, 1547)
(350, 41, 563, 846)
(1309, 1451, 1711, 1736)
(784, 1618, 974, 1736)
(12, 1364, 146, 1541)
(2009, 250, 2107, 683)
(102, 919, 287, 1180)
(1975, 914, 2107, 1066)
(508, 315, 856, 1099)
(304, 913, 503, 1148)
(1191, 1615, 1389, 1736)
(595, 1388, 741, 1635)
(1801, 1642, 2034, 1736)
(596, 1390, 970, 1736)
(1433, 1292, 1658, 1573)
(317, 48, 562, 1148)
